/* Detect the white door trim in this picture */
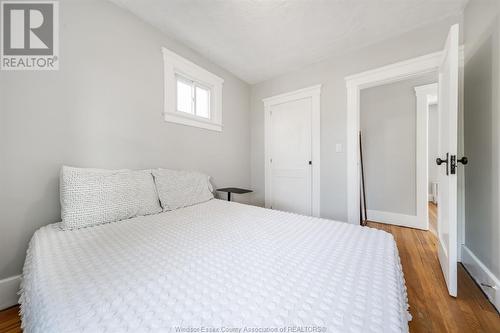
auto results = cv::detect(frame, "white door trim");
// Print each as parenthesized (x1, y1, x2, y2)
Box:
(345, 47, 464, 226)
(263, 84, 321, 217)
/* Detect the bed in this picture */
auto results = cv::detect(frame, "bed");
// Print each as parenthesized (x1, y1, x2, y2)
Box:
(20, 199, 410, 332)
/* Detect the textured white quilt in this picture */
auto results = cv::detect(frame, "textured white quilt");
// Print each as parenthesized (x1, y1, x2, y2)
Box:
(20, 200, 410, 333)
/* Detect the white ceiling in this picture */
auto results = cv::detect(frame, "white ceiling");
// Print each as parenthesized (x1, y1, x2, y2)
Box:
(110, 0, 467, 84)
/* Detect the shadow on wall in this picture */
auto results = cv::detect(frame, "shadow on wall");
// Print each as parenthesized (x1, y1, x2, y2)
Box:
(464, 16, 498, 279)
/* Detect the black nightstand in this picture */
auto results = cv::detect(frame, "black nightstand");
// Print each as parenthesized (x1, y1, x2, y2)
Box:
(216, 187, 252, 201)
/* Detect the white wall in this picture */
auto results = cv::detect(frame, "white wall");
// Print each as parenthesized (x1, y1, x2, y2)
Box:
(428, 104, 439, 199)
(463, 0, 500, 282)
(360, 74, 436, 216)
(0, 0, 251, 280)
(250, 15, 460, 221)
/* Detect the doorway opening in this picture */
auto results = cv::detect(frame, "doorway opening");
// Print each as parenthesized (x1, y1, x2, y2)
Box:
(346, 24, 463, 297)
(358, 75, 437, 230)
(417, 83, 439, 236)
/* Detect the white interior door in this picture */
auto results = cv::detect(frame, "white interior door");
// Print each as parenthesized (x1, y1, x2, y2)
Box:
(269, 98, 312, 215)
(437, 24, 459, 297)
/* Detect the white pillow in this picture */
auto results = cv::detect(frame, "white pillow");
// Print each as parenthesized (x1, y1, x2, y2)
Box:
(60, 166, 162, 229)
(152, 168, 213, 211)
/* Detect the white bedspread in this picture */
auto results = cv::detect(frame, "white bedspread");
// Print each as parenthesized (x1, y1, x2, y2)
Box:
(20, 199, 410, 333)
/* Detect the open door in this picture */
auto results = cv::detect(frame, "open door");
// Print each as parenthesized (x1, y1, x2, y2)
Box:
(436, 24, 459, 297)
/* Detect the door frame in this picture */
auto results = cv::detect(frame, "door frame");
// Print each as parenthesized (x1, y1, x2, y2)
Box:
(345, 48, 465, 254)
(263, 85, 321, 217)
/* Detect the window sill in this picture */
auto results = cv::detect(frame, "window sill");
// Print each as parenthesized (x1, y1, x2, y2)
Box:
(164, 112, 222, 132)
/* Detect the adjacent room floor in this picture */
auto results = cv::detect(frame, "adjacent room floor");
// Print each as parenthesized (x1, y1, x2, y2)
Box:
(0, 219, 499, 333)
(428, 202, 438, 236)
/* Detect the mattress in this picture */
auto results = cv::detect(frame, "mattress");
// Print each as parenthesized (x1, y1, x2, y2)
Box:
(20, 199, 410, 332)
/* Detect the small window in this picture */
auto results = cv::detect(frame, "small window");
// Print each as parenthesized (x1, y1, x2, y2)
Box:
(163, 47, 223, 131)
(175, 75, 211, 119)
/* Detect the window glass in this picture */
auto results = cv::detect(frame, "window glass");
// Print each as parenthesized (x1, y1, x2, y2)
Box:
(195, 86, 210, 118)
(177, 77, 193, 114)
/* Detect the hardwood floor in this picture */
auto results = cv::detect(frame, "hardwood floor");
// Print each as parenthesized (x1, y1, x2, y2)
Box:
(428, 202, 438, 236)
(0, 306, 20, 333)
(367, 220, 500, 332)
(0, 221, 498, 333)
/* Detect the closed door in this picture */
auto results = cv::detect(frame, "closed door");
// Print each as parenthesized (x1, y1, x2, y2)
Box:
(269, 98, 312, 215)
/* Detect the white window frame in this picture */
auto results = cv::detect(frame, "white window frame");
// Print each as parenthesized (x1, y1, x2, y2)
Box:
(162, 47, 224, 131)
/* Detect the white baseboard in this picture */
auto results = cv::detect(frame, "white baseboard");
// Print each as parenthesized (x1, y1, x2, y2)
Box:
(0, 275, 20, 310)
(367, 209, 426, 230)
(462, 245, 500, 312)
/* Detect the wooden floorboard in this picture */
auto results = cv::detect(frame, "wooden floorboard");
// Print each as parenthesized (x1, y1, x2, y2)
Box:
(1, 214, 498, 332)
